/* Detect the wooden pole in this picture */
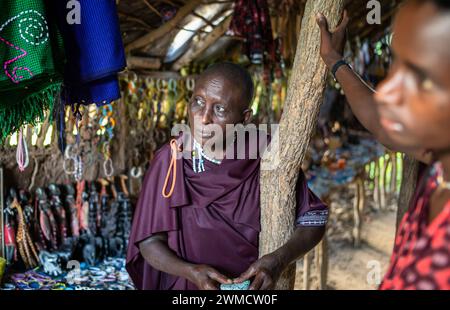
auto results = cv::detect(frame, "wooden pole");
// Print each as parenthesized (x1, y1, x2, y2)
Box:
(127, 56, 162, 70)
(259, 0, 345, 290)
(125, 0, 203, 53)
(172, 15, 232, 70)
(396, 154, 419, 230)
(302, 252, 311, 290)
(389, 152, 398, 194)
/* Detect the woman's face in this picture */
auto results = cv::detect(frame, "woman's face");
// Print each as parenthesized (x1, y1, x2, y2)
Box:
(187, 74, 251, 146)
(374, 1, 450, 155)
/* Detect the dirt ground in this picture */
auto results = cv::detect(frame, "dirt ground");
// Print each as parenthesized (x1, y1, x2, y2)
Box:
(294, 192, 397, 290)
(325, 210, 396, 289)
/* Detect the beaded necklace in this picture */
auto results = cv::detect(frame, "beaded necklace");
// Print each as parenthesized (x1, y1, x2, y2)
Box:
(192, 139, 222, 173)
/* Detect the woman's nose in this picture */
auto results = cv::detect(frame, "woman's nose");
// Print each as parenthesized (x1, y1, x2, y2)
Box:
(201, 106, 213, 125)
(375, 69, 404, 107)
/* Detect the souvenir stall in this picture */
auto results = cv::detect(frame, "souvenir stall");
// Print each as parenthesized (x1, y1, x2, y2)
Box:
(0, 0, 403, 290)
(0, 0, 132, 290)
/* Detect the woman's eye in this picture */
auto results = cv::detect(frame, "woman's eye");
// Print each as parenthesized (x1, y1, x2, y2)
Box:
(215, 105, 225, 114)
(193, 98, 204, 106)
(420, 78, 435, 91)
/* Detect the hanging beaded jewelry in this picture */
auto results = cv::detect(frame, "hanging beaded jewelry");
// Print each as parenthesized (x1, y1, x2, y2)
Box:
(192, 139, 221, 173)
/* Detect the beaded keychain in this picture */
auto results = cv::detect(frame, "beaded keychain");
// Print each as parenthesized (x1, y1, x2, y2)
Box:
(126, 71, 139, 99)
(99, 103, 115, 142)
(152, 78, 163, 128)
(179, 77, 195, 123)
(16, 127, 29, 172)
(154, 79, 169, 145)
(144, 77, 157, 130)
(99, 104, 116, 178)
(82, 106, 100, 171)
(167, 78, 178, 127)
(63, 144, 83, 181)
(158, 78, 170, 129)
(102, 142, 114, 178)
(173, 79, 187, 123)
(143, 77, 158, 160)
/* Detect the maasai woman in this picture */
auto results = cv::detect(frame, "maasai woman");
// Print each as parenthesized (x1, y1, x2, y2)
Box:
(127, 63, 328, 290)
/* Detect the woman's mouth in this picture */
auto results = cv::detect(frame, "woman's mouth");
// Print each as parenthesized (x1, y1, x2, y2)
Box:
(195, 129, 213, 138)
(380, 118, 404, 133)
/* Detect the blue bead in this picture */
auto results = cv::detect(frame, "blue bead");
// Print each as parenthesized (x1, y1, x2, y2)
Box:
(220, 280, 251, 290)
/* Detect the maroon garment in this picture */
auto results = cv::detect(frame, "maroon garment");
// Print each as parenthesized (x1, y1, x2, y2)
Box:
(126, 136, 327, 290)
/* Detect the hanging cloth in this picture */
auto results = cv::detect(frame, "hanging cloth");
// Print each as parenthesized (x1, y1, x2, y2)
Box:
(229, 0, 278, 70)
(52, 0, 126, 107)
(0, 0, 64, 140)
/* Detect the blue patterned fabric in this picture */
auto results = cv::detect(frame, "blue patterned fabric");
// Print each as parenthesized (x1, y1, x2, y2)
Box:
(54, 0, 126, 106)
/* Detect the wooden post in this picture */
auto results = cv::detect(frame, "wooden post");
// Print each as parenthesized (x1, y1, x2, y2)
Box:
(389, 152, 398, 194)
(396, 154, 419, 230)
(373, 158, 381, 209)
(172, 15, 232, 70)
(380, 155, 387, 210)
(303, 252, 311, 290)
(125, 0, 203, 53)
(127, 56, 161, 70)
(353, 175, 365, 248)
(317, 236, 328, 289)
(259, 0, 345, 290)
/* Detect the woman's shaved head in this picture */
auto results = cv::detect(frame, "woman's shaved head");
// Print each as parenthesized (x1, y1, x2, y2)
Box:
(197, 62, 254, 110)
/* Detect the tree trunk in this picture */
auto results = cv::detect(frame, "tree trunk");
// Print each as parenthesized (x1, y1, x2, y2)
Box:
(259, 0, 345, 290)
(396, 154, 419, 230)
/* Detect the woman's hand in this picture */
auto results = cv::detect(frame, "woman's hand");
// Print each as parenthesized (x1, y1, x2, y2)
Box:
(316, 10, 350, 68)
(187, 264, 232, 290)
(233, 254, 285, 290)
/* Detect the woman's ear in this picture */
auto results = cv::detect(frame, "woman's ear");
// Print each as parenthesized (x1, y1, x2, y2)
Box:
(243, 109, 253, 125)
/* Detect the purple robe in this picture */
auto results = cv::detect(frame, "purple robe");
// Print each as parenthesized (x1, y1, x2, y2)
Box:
(126, 136, 327, 290)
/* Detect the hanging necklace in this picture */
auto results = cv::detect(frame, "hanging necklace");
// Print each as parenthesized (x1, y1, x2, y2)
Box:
(434, 162, 450, 190)
(192, 139, 222, 173)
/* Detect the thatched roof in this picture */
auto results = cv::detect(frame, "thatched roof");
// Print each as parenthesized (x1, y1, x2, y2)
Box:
(117, 0, 402, 72)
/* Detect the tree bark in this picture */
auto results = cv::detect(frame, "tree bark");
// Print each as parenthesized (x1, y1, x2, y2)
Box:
(396, 154, 419, 230)
(259, 0, 345, 290)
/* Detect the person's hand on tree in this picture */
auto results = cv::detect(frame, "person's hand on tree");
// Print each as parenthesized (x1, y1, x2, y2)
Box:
(187, 264, 232, 290)
(233, 254, 285, 290)
(316, 10, 350, 69)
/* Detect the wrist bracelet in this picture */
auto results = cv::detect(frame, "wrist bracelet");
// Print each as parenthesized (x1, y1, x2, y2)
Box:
(331, 59, 349, 81)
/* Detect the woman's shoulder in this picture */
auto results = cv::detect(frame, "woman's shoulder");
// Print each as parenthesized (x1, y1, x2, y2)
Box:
(152, 141, 172, 160)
